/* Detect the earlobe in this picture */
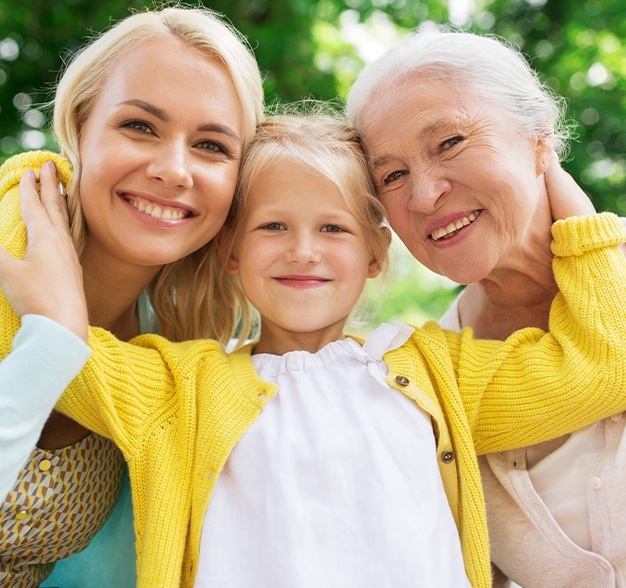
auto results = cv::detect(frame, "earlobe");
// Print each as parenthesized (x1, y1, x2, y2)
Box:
(214, 230, 239, 275)
(225, 255, 239, 276)
(368, 255, 382, 278)
(535, 135, 553, 177)
(368, 226, 391, 278)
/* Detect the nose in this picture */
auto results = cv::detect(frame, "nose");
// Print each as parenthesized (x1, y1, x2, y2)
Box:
(407, 170, 452, 214)
(145, 140, 193, 190)
(285, 232, 322, 265)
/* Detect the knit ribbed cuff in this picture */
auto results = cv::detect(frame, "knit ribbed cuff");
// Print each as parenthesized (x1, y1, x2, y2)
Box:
(551, 212, 626, 257)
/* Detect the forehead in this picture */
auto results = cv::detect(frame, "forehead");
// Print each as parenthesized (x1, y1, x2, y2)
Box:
(95, 38, 242, 121)
(359, 74, 494, 154)
(245, 160, 348, 211)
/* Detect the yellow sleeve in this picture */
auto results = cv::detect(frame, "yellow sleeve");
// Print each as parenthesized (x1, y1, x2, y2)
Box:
(419, 213, 626, 453)
(0, 151, 73, 358)
(55, 328, 225, 458)
(0, 152, 225, 458)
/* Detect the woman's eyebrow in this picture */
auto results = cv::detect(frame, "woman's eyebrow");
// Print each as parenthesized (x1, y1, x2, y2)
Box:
(118, 99, 240, 141)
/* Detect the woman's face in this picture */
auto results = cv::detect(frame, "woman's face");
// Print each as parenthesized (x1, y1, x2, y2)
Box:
(78, 38, 245, 274)
(358, 74, 550, 284)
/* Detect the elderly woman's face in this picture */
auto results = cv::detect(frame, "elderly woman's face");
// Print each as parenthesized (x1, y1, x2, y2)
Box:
(359, 74, 550, 284)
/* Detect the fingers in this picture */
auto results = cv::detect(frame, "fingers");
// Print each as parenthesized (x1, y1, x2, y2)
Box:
(17, 169, 43, 226)
(544, 153, 596, 220)
(19, 163, 73, 252)
(39, 160, 71, 227)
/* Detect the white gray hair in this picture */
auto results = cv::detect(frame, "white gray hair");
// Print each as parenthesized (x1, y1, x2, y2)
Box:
(347, 28, 571, 158)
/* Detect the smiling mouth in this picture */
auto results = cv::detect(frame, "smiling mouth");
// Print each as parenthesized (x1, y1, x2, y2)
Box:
(122, 194, 192, 221)
(275, 276, 330, 288)
(430, 210, 482, 241)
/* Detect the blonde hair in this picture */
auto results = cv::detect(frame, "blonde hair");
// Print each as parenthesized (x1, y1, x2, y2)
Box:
(52, 6, 264, 343)
(347, 28, 571, 158)
(219, 108, 390, 344)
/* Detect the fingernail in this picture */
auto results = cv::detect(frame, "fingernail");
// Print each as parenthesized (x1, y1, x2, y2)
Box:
(25, 169, 36, 181)
(46, 161, 57, 174)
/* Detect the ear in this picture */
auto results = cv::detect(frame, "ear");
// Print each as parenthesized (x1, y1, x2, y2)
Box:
(367, 226, 392, 278)
(534, 134, 553, 177)
(214, 228, 239, 276)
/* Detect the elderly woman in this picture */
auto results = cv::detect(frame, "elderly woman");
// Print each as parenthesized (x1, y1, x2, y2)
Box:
(347, 29, 624, 587)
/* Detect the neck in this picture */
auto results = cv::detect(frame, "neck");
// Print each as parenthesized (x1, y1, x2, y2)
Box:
(82, 249, 161, 341)
(460, 263, 557, 339)
(458, 193, 559, 339)
(254, 320, 347, 356)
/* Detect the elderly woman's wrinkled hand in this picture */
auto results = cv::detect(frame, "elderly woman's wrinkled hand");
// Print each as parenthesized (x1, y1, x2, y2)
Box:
(545, 152, 596, 220)
(0, 161, 88, 341)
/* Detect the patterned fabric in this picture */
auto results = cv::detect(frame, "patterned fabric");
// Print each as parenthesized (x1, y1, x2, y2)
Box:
(0, 433, 124, 587)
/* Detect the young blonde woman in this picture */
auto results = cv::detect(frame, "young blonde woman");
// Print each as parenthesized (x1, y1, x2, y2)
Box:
(2, 113, 626, 587)
(0, 6, 263, 586)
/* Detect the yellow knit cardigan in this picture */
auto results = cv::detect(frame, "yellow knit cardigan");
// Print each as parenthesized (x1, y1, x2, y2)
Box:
(2, 151, 626, 587)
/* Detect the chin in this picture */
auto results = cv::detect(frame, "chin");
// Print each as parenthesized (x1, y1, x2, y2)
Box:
(431, 262, 491, 286)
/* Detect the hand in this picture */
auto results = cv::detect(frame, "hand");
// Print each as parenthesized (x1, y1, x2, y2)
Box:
(545, 152, 596, 220)
(0, 161, 88, 341)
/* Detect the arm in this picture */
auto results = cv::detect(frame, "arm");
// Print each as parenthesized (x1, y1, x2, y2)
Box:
(408, 162, 626, 452)
(0, 157, 223, 458)
(0, 315, 90, 501)
(0, 161, 91, 499)
(455, 159, 626, 450)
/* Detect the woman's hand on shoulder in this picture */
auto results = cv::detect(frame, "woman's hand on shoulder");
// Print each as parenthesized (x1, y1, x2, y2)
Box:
(545, 152, 596, 220)
(0, 161, 88, 341)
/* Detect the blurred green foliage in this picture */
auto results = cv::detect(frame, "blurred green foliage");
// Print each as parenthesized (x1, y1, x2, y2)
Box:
(1, 0, 623, 325)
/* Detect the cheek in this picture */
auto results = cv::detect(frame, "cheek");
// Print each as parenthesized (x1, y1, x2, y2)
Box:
(380, 196, 401, 223)
(197, 167, 238, 212)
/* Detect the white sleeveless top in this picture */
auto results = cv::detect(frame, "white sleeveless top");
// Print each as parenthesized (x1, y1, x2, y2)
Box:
(195, 322, 470, 587)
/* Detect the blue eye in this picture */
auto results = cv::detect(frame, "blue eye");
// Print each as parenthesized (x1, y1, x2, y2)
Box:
(321, 225, 343, 233)
(263, 222, 284, 231)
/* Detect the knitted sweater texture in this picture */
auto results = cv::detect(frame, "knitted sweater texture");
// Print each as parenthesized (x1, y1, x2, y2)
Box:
(2, 151, 626, 588)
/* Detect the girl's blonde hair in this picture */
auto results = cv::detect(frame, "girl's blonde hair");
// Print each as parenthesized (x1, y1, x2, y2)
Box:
(219, 108, 391, 344)
(52, 6, 264, 343)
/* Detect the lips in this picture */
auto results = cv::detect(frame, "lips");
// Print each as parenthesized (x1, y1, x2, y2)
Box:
(274, 275, 330, 289)
(430, 210, 482, 241)
(120, 192, 194, 221)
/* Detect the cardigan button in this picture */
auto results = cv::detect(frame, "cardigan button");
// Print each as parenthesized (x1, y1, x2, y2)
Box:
(15, 509, 29, 521)
(440, 450, 455, 464)
(39, 459, 52, 472)
(395, 375, 410, 386)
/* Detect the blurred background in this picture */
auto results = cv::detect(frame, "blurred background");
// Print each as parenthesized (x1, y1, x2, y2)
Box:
(1, 0, 624, 329)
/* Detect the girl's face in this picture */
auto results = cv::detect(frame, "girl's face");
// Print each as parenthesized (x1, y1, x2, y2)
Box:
(226, 160, 383, 355)
(359, 74, 550, 285)
(78, 38, 245, 278)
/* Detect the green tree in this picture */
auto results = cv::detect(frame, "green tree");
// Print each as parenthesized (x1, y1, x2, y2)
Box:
(1, 0, 622, 325)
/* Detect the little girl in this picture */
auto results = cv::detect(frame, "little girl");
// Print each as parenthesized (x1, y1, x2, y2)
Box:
(2, 113, 626, 588)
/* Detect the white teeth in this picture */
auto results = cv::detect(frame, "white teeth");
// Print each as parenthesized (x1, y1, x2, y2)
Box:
(431, 210, 481, 241)
(126, 197, 187, 221)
